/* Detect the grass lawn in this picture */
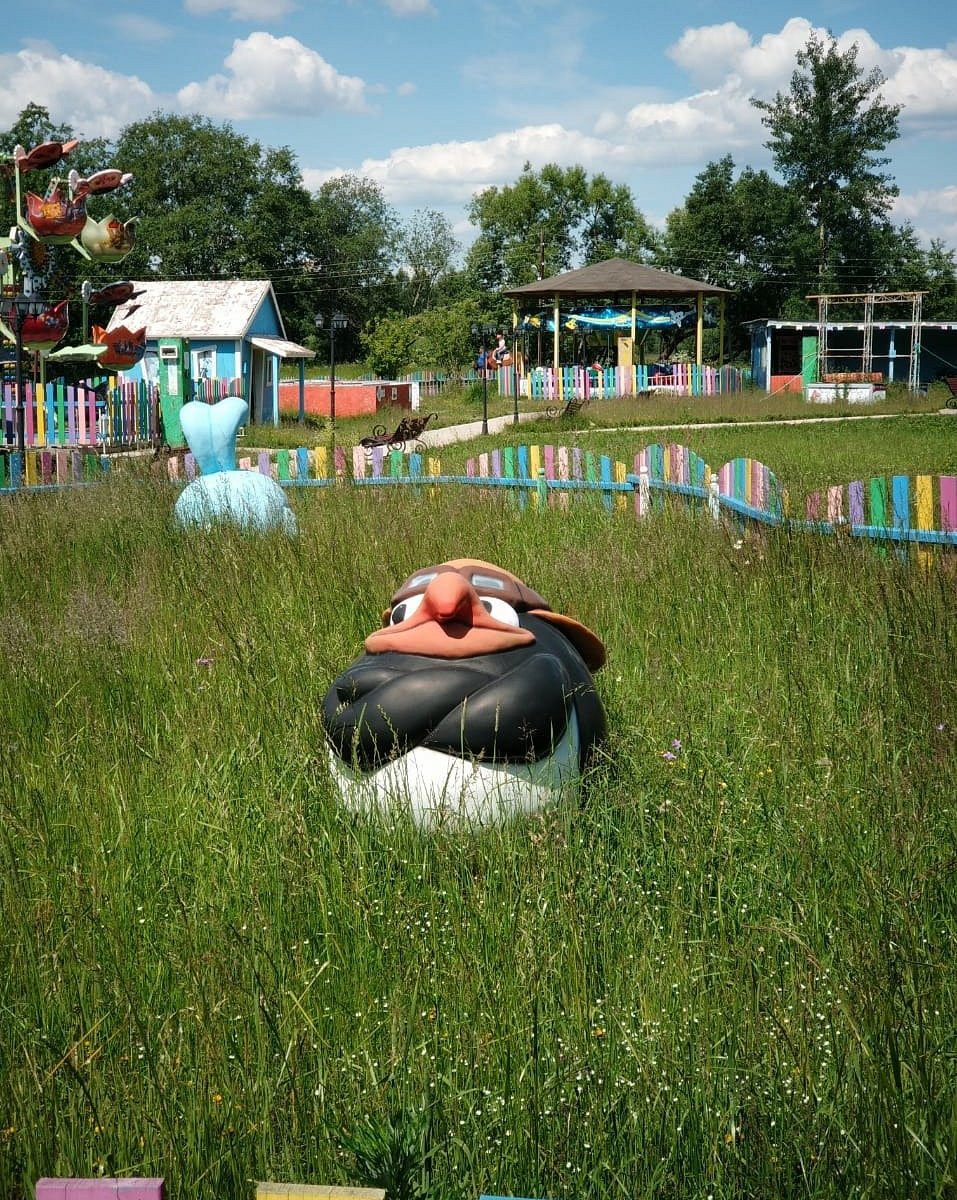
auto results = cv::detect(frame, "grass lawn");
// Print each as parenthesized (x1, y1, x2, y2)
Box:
(1, 422, 955, 1200)
(254, 379, 953, 454)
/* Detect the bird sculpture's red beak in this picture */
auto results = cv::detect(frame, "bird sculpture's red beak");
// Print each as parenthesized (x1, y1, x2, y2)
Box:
(364, 569, 534, 658)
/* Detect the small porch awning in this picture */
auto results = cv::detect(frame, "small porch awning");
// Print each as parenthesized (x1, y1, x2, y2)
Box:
(250, 336, 315, 359)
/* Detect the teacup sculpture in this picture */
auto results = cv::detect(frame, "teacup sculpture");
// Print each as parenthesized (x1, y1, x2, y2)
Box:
(174, 396, 297, 535)
(322, 559, 606, 828)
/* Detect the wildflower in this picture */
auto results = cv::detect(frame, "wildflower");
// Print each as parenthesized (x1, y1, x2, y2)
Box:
(592, 1027, 605, 1038)
(212, 1093, 223, 1105)
(662, 751, 677, 763)
(195, 656, 213, 668)
(671, 738, 682, 752)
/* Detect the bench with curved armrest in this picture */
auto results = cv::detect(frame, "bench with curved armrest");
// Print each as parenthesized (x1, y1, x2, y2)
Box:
(359, 412, 438, 454)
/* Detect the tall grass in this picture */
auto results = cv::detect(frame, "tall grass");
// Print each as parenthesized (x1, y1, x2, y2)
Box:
(0, 475, 954, 1199)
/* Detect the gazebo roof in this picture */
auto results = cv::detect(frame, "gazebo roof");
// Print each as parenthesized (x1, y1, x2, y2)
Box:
(503, 257, 729, 300)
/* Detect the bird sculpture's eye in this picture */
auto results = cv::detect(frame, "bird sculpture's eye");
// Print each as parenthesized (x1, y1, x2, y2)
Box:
(480, 596, 520, 626)
(389, 594, 425, 625)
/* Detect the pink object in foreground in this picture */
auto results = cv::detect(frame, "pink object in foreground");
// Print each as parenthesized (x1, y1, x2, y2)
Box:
(35, 1179, 164, 1200)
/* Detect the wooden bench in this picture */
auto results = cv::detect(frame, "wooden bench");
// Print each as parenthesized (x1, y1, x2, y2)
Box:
(359, 412, 437, 454)
(941, 376, 957, 405)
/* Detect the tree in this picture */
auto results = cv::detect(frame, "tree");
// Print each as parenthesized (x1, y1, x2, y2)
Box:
(466, 163, 654, 291)
(309, 174, 399, 354)
(752, 32, 901, 290)
(580, 173, 657, 265)
(363, 298, 479, 377)
(662, 156, 817, 352)
(394, 209, 459, 315)
(112, 114, 310, 276)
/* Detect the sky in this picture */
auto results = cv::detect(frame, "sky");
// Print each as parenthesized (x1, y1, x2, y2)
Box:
(3, 0, 956, 260)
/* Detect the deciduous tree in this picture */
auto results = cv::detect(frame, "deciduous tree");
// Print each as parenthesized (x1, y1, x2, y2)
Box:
(752, 32, 901, 290)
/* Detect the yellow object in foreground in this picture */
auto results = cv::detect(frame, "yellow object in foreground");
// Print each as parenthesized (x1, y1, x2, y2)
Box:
(257, 1186, 385, 1200)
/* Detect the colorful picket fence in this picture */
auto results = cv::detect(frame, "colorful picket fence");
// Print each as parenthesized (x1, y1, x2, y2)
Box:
(3, 435, 954, 552)
(1, 379, 158, 449)
(801, 473, 957, 546)
(497, 363, 750, 401)
(192, 376, 244, 403)
(31, 1182, 537, 1200)
(0, 445, 110, 490)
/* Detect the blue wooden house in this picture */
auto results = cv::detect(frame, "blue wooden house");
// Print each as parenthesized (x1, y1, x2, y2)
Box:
(104, 279, 314, 424)
(745, 317, 957, 393)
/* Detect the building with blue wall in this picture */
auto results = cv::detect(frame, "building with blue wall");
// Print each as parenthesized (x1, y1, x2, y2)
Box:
(745, 318, 957, 393)
(105, 279, 314, 424)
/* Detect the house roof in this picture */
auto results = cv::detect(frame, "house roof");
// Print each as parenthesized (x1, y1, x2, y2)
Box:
(744, 318, 957, 331)
(105, 280, 285, 340)
(503, 257, 730, 300)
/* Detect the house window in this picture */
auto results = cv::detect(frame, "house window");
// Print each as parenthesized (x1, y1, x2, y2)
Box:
(194, 347, 215, 382)
(143, 350, 159, 386)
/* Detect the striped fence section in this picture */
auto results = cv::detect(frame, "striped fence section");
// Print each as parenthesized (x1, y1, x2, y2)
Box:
(192, 376, 244, 403)
(35, 1180, 164, 1199)
(4, 437, 955, 551)
(804, 473, 957, 545)
(518, 364, 750, 403)
(99, 441, 957, 549)
(1, 379, 159, 449)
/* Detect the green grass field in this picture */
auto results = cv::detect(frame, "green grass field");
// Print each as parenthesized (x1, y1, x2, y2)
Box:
(261, 378, 953, 455)
(1, 419, 955, 1200)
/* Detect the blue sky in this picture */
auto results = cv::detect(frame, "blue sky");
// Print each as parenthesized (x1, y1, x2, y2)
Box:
(3, 0, 956, 256)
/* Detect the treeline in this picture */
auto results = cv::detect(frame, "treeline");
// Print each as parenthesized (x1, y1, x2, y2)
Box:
(2, 33, 954, 370)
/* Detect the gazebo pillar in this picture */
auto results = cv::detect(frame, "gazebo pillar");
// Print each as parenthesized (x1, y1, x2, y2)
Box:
(630, 291, 637, 368)
(553, 295, 560, 376)
(719, 295, 725, 366)
(695, 293, 704, 366)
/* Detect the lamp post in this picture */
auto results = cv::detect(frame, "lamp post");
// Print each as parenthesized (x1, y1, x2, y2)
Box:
(471, 321, 496, 436)
(315, 311, 349, 435)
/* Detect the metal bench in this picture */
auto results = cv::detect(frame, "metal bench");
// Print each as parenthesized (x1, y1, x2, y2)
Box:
(545, 395, 589, 420)
(359, 411, 438, 455)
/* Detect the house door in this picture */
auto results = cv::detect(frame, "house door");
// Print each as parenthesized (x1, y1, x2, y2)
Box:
(250, 348, 274, 423)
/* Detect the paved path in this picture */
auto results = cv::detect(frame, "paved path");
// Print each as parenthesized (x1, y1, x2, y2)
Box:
(418, 407, 954, 450)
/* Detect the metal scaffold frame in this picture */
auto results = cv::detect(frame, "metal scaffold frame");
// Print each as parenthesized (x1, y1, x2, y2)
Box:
(808, 290, 926, 391)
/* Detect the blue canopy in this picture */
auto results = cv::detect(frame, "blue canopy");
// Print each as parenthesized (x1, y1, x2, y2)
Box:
(515, 306, 710, 333)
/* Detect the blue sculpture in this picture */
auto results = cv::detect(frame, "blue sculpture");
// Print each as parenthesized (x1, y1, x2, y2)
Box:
(174, 396, 297, 535)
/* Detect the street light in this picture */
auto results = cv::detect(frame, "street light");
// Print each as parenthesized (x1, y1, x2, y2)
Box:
(315, 311, 349, 435)
(471, 321, 496, 436)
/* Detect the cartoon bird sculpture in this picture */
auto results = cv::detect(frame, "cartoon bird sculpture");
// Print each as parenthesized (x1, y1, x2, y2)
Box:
(322, 560, 606, 827)
(174, 396, 297, 536)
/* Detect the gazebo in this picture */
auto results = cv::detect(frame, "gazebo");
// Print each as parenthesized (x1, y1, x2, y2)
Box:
(503, 257, 730, 374)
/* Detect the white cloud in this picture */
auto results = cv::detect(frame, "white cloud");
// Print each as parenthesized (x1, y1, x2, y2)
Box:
(397, 81, 417, 96)
(184, 0, 297, 19)
(382, 0, 435, 14)
(665, 18, 957, 135)
(893, 186, 957, 245)
(302, 123, 642, 205)
(177, 32, 369, 117)
(881, 47, 957, 130)
(0, 43, 156, 138)
(669, 17, 814, 88)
